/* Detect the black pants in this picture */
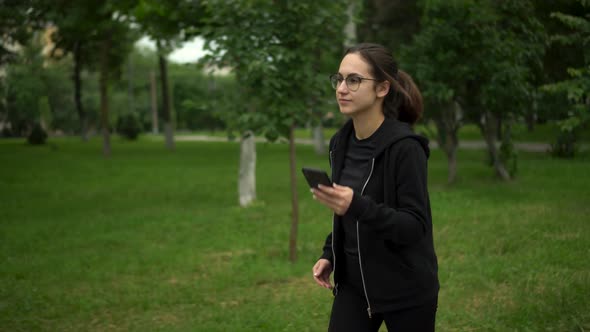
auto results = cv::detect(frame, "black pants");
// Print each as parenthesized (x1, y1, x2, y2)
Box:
(328, 284, 438, 332)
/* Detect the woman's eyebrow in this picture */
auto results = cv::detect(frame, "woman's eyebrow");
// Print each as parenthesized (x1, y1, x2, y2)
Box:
(338, 72, 362, 77)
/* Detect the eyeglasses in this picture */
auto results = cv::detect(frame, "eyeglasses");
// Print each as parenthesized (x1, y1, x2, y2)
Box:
(330, 74, 378, 92)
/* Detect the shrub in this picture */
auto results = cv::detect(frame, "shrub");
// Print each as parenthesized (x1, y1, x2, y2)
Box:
(27, 123, 47, 145)
(116, 113, 142, 140)
(551, 130, 578, 158)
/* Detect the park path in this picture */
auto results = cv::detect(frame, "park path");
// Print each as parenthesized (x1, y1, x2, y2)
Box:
(174, 135, 553, 153)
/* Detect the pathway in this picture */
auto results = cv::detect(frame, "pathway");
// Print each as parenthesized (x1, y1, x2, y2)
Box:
(174, 135, 555, 153)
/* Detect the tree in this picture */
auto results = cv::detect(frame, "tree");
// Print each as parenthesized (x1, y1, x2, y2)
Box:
(532, 0, 587, 131)
(202, 0, 347, 262)
(96, 15, 135, 157)
(133, 0, 205, 151)
(0, 0, 48, 66)
(47, 1, 100, 140)
(358, 0, 421, 51)
(46, 0, 137, 155)
(116, 46, 160, 133)
(1, 35, 47, 137)
(400, 1, 472, 184)
(0, 0, 49, 135)
(467, 0, 545, 180)
(169, 63, 227, 131)
(542, 0, 590, 157)
(403, 0, 545, 181)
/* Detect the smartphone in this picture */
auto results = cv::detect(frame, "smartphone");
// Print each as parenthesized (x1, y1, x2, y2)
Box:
(301, 167, 332, 188)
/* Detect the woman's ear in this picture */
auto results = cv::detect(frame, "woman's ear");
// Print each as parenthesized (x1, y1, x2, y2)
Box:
(376, 81, 390, 98)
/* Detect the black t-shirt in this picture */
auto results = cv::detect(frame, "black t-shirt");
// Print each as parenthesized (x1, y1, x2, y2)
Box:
(339, 123, 386, 286)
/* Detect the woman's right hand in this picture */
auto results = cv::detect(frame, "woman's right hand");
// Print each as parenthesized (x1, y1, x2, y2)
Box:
(312, 258, 333, 289)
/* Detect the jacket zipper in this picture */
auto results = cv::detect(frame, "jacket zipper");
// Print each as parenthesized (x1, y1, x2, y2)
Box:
(329, 150, 338, 295)
(357, 158, 375, 318)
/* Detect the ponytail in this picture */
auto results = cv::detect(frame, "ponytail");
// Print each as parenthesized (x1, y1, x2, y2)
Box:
(344, 43, 424, 125)
(384, 70, 423, 124)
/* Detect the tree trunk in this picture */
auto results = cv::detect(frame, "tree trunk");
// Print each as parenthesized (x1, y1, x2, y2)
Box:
(127, 53, 134, 114)
(99, 36, 111, 157)
(433, 102, 461, 184)
(288, 124, 299, 263)
(479, 111, 511, 181)
(238, 130, 256, 207)
(150, 70, 159, 134)
(310, 48, 325, 156)
(447, 148, 457, 184)
(157, 42, 174, 150)
(525, 112, 535, 131)
(312, 124, 326, 155)
(344, 0, 357, 47)
(526, 90, 538, 132)
(73, 41, 88, 141)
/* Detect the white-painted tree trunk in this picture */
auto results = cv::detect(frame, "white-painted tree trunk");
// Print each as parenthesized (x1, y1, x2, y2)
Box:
(239, 131, 256, 207)
(164, 122, 175, 150)
(344, 0, 357, 47)
(150, 71, 159, 134)
(312, 124, 326, 155)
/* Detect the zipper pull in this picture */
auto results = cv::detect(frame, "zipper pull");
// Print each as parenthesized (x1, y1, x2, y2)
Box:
(367, 307, 372, 319)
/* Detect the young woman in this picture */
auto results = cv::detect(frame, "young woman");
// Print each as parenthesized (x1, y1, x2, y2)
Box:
(311, 43, 439, 331)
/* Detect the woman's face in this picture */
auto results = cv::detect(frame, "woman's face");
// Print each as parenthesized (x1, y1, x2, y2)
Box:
(335, 53, 388, 117)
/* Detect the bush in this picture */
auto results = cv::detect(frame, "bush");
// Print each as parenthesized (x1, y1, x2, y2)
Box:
(27, 123, 47, 145)
(551, 130, 578, 158)
(116, 113, 142, 140)
(1, 127, 14, 138)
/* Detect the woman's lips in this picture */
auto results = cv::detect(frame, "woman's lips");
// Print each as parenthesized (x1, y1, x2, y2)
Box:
(338, 99, 352, 104)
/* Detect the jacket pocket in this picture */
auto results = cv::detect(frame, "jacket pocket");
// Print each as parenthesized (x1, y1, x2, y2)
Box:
(384, 240, 416, 272)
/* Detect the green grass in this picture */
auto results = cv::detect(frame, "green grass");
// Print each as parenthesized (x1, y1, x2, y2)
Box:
(1, 137, 589, 331)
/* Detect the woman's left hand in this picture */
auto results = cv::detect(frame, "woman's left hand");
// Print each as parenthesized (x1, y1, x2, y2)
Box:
(311, 183, 353, 216)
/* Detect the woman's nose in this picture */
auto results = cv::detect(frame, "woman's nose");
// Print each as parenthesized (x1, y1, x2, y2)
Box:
(336, 80, 349, 93)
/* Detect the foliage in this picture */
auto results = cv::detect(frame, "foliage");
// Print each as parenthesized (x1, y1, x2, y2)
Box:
(112, 46, 159, 131)
(201, 0, 347, 140)
(358, 0, 421, 50)
(0, 0, 48, 65)
(116, 112, 142, 140)
(132, 0, 206, 150)
(169, 64, 227, 131)
(402, 0, 546, 179)
(542, 0, 590, 157)
(48, 1, 138, 81)
(551, 130, 579, 157)
(132, 0, 204, 52)
(1, 36, 47, 136)
(402, 0, 546, 119)
(43, 60, 78, 133)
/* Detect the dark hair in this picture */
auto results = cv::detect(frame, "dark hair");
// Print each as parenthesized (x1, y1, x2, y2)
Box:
(344, 43, 423, 124)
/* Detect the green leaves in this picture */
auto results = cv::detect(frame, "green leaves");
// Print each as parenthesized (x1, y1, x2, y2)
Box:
(133, 0, 204, 50)
(201, 0, 347, 137)
(403, 0, 546, 118)
(541, 0, 589, 156)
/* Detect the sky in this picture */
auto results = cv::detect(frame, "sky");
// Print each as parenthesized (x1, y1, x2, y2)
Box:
(136, 36, 207, 63)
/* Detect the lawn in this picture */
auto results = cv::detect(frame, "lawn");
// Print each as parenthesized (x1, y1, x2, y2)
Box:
(1, 137, 589, 331)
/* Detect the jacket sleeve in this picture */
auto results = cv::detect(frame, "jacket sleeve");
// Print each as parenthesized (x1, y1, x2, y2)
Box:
(319, 135, 337, 263)
(319, 233, 334, 264)
(345, 139, 431, 245)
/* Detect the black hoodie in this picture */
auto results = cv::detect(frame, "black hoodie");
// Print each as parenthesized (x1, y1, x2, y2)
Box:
(320, 117, 439, 315)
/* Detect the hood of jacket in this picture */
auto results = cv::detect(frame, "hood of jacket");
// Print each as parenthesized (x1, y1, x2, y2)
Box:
(331, 117, 429, 158)
(330, 117, 429, 181)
